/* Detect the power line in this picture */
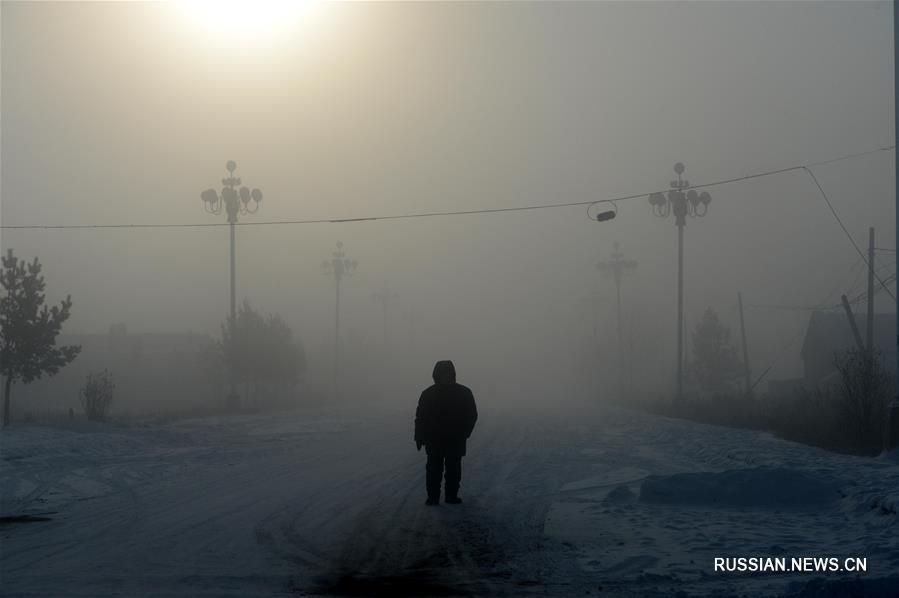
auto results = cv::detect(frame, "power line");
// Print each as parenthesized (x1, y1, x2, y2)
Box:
(843, 259, 894, 300)
(748, 256, 863, 313)
(846, 275, 896, 307)
(744, 159, 898, 384)
(746, 259, 896, 387)
(802, 165, 896, 300)
(749, 274, 897, 312)
(876, 254, 897, 273)
(1, 145, 894, 231)
(827, 256, 866, 307)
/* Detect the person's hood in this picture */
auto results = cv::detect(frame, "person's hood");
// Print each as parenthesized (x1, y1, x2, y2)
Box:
(432, 360, 456, 384)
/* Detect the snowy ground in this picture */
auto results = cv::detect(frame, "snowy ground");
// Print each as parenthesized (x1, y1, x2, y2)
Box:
(1, 403, 898, 597)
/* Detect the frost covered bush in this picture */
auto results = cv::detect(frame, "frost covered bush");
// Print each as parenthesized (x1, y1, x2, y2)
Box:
(80, 369, 115, 422)
(833, 348, 894, 454)
(765, 387, 841, 452)
(659, 349, 893, 455)
(764, 349, 893, 455)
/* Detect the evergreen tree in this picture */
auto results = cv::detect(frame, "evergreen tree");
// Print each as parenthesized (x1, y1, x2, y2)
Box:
(689, 308, 742, 394)
(220, 301, 305, 406)
(0, 250, 81, 426)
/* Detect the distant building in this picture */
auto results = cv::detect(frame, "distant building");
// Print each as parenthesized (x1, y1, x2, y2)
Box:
(767, 311, 896, 398)
(13, 324, 220, 418)
(800, 311, 896, 386)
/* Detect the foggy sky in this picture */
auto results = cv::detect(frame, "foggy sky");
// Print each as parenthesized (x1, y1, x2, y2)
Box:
(2, 1, 895, 398)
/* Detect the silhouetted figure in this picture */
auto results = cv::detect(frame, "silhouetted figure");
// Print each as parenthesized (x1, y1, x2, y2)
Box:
(415, 360, 478, 505)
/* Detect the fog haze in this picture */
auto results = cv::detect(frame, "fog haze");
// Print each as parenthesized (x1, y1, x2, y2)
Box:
(2, 1, 895, 408)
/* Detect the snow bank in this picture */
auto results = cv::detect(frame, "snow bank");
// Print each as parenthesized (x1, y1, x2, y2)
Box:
(784, 576, 899, 598)
(638, 467, 840, 508)
(882, 447, 899, 463)
(0, 423, 150, 462)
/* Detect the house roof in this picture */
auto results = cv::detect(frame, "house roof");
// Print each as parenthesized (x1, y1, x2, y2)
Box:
(800, 311, 896, 361)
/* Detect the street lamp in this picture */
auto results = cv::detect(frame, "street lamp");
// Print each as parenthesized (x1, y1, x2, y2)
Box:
(200, 160, 263, 408)
(648, 162, 711, 401)
(597, 242, 638, 386)
(321, 241, 357, 398)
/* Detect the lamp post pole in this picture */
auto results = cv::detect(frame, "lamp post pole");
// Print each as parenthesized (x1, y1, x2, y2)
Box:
(583, 291, 607, 349)
(321, 241, 357, 398)
(648, 163, 711, 401)
(200, 160, 263, 408)
(597, 242, 637, 394)
(597, 242, 638, 357)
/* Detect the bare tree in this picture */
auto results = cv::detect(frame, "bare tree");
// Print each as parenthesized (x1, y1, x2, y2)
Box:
(833, 348, 893, 453)
(80, 370, 115, 422)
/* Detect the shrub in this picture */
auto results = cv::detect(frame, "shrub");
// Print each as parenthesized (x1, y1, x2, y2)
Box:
(219, 301, 306, 409)
(763, 387, 843, 452)
(80, 370, 115, 422)
(832, 348, 894, 454)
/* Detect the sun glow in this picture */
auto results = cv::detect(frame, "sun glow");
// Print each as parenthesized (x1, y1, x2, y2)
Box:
(178, 0, 314, 37)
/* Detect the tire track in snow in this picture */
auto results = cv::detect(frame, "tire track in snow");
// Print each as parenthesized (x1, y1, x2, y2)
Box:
(278, 416, 592, 596)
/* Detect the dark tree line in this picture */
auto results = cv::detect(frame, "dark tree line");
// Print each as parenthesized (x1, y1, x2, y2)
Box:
(220, 301, 306, 407)
(689, 307, 743, 395)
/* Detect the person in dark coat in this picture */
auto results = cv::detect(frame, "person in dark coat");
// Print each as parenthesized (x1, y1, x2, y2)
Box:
(414, 360, 478, 505)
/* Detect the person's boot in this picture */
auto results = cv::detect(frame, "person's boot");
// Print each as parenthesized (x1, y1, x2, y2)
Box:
(425, 496, 439, 506)
(445, 495, 462, 504)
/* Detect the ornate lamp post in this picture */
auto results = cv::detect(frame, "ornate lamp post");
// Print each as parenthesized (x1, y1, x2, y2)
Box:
(648, 163, 711, 401)
(321, 241, 357, 397)
(200, 160, 263, 407)
(597, 242, 638, 376)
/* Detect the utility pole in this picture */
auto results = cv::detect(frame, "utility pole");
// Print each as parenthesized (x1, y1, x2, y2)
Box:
(867, 227, 875, 360)
(841, 295, 866, 353)
(649, 163, 712, 401)
(199, 161, 263, 410)
(321, 241, 357, 398)
(891, 0, 899, 451)
(737, 292, 752, 397)
(890, 0, 899, 450)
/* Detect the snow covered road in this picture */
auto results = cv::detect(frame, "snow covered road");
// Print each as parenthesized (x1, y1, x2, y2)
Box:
(1, 405, 898, 597)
